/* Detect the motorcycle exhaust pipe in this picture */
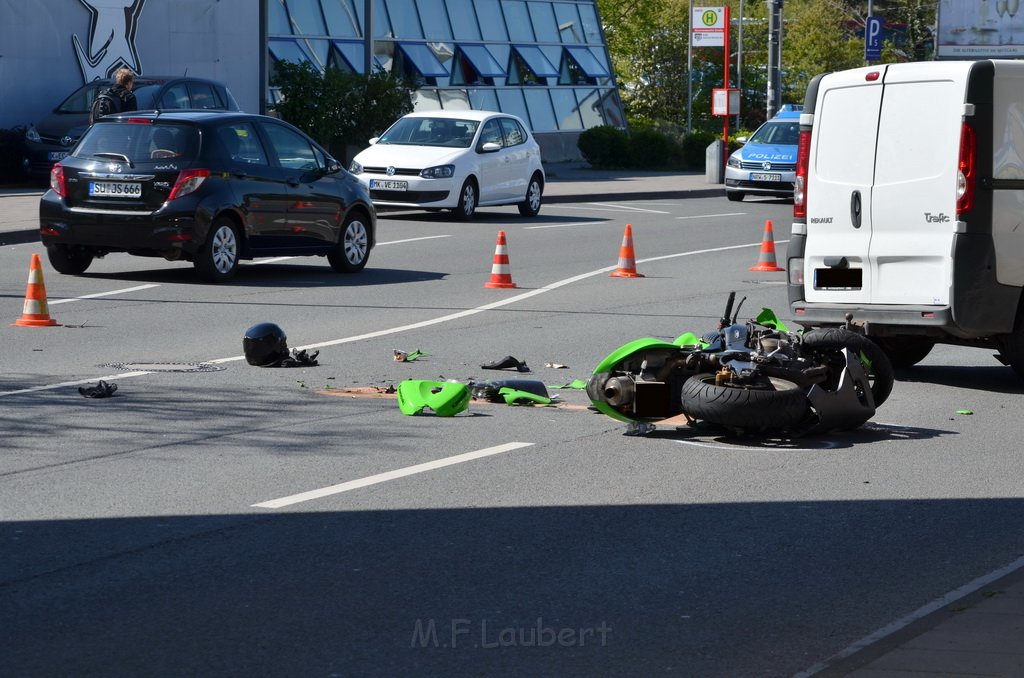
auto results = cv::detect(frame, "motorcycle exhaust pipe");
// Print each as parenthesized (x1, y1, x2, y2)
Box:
(602, 376, 635, 407)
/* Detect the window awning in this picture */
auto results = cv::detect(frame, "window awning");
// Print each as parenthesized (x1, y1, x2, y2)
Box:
(511, 45, 558, 78)
(564, 46, 609, 78)
(397, 42, 449, 77)
(459, 44, 505, 77)
(269, 39, 316, 68)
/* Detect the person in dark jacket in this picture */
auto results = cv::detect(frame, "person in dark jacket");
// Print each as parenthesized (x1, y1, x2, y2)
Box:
(89, 67, 137, 123)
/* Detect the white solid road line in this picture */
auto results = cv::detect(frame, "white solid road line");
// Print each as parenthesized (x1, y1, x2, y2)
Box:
(675, 212, 746, 220)
(252, 441, 535, 509)
(49, 284, 160, 305)
(0, 239, 763, 395)
(247, 236, 453, 265)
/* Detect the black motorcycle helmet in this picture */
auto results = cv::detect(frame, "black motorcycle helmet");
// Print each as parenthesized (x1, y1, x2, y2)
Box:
(243, 322, 289, 366)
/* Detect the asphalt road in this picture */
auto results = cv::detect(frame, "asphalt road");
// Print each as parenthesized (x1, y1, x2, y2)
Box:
(2, 196, 1024, 677)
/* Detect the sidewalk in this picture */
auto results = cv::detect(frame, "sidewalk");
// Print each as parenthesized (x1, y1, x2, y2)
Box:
(3, 167, 1024, 678)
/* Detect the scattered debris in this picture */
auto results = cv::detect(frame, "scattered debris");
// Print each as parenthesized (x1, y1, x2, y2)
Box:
(397, 380, 470, 416)
(471, 379, 551, 402)
(480, 355, 530, 372)
(78, 380, 118, 398)
(956, 409, 974, 415)
(544, 362, 569, 369)
(394, 348, 427, 362)
(551, 379, 588, 390)
(279, 348, 319, 367)
(498, 387, 552, 406)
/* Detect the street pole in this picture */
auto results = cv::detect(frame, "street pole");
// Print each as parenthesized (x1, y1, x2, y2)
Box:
(736, 0, 744, 129)
(687, 0, 693, 135)
(723, 5, 731, 177)
(767, 0, 783, 118)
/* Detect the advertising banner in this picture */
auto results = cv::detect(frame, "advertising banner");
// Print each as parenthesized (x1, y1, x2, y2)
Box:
(937, 0, 1024, 58)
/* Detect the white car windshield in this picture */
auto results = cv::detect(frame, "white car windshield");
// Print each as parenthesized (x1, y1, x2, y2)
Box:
(377, 117, 480, 148)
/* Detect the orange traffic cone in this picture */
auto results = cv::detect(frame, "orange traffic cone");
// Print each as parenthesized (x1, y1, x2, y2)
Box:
(609, 223, 644, 278)
(13, 253, 59, 327)
(750, 219, 785, 272)
(484, 230, 516, 289)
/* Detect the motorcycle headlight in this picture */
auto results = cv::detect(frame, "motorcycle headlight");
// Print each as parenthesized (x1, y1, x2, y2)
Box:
(26, 126, 41, 143)
(349, 160, 363, 174)
(420, 164, 454, 179)
(727, 155, 741, 168)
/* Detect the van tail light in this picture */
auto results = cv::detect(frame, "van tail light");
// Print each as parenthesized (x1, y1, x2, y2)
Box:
(793, 128, 812, 219)
(956, 121, 976, 217)
(167, 168, 210, 201)
(50, 163, 67, 197)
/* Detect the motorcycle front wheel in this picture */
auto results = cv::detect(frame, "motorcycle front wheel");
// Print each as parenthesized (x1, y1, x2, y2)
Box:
(800, 328, 895, 407)
(680, 374, 809, 432)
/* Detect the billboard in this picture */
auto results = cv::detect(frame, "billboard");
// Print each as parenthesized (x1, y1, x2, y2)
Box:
(937, 0, 1024, 58)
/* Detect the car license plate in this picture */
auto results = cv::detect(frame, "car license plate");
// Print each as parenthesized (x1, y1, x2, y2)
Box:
(370, 179, 407, 191)
(88, 181, 142, 197)
(750, 173, 782, 182)
(48, 151, 69, 162)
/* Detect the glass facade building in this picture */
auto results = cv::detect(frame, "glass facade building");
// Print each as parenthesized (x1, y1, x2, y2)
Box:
(265, 0, 625, 160)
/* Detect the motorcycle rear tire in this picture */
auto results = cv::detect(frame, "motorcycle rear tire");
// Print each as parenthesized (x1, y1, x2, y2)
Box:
(680, 374, 809, 432)
(801, 328, 895, 407)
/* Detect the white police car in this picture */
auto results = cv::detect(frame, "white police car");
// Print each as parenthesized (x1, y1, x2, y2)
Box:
(724, 105, 801, 202)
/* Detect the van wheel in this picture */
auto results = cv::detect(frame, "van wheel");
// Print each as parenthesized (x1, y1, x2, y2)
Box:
(727, 191, 744, 202)
(46, 244, 94, 275)
(801, 328, 895, 406)
(195, 218, 239, 283)
(872, 336, 935, 368)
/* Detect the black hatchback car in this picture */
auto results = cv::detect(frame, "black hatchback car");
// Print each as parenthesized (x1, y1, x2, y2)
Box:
(24, 76, 240, 179)
(39, 111, 376, 282)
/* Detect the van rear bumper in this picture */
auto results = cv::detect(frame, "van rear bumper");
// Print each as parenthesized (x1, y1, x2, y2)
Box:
(788, 300, 954, 334)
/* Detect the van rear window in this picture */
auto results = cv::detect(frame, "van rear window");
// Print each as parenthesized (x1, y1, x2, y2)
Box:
(74, 123, 200, 163)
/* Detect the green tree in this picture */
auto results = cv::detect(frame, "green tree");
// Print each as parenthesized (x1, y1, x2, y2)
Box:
(272, 61, 414, 162)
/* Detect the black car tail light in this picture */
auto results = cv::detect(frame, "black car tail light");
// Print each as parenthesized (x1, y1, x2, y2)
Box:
(50, 164, 67, 197)
(167, 168, 210, 201)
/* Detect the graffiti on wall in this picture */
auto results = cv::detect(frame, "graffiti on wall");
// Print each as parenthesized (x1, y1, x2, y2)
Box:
(72, 0, 146, 82)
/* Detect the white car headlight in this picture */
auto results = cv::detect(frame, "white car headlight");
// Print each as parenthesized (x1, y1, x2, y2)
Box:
(349, 160, 363, 174)
(26, 126, 41, 143)
(420, 164, 454, 179)
(727, 155, 741, 168)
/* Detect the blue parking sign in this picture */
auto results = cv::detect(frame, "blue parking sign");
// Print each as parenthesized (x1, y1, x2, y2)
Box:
(865, 16, 883, 61)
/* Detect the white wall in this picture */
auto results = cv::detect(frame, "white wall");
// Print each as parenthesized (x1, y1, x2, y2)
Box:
(0, 0, 261, 130)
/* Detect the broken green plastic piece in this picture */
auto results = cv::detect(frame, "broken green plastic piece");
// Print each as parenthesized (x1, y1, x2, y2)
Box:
(550, 379, 588, 390)
(755, 307, 789, 332)
(498, 387, 552, 406)
(956, 409, 974, 415)
(397, 380, 470, 416)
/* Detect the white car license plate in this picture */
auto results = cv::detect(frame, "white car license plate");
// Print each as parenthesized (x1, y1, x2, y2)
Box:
(750, 173, 782, 182)
(370, 179, 408, 191)
(89, 181, 142, 197)
(48, 151, 69, 161)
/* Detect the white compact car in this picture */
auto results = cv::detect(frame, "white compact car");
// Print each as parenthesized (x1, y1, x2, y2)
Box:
(350, 110, 545, 220)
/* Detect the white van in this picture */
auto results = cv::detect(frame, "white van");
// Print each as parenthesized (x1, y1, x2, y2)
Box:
(788, 59, 1024, 377)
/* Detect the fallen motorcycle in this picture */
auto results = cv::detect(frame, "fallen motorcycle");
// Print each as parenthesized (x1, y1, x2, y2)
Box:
(586, 292, 894, 435)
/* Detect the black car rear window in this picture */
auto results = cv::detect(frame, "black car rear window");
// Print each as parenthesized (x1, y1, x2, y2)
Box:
(74, 122, 200, 162)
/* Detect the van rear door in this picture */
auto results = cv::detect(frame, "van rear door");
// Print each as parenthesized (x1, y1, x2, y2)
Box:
(869, 63, 966, 306)
(803, 66, 885, 304)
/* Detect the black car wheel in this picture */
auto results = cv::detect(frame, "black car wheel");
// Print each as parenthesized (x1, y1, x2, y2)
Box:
(727, 191, 744, 202)
(452, 178, 477, 221)
(328, 211, 371, 273)
(46, 244, 94, 275)
(518, 173, 543, 217)
(195, 218, 239, 282)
